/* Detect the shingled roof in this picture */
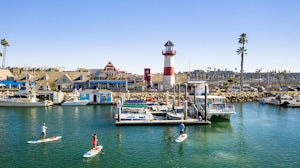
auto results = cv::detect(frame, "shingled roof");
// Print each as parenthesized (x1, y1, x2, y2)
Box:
(0, 69, 14, 80)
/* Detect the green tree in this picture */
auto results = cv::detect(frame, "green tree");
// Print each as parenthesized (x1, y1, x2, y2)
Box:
(236, 33, 248, 91)
(1, 39, 10, 68)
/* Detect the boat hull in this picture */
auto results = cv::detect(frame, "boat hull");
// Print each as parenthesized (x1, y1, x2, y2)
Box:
(207, 112, 236, 120)
(0, 100, 50, 107)
(115, 113, 154, 121)
(61, 101, 88, 106)
(166, 112, 183, 120)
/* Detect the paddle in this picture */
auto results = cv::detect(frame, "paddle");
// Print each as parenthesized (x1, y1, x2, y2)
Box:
(97, 136, 104, 154)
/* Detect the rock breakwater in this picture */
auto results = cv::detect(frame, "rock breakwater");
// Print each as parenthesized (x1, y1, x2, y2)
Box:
(112, 91, 299, 103)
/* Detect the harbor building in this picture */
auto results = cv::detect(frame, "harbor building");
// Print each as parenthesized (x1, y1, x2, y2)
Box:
(144, 68, 152, 89)
(88, 61, 128, 91)
(79, 89, 114, 104)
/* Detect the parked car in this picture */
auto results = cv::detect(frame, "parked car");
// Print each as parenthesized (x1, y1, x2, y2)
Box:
(292, 86, 300, 91)
(150, 88, 158, 92)
(0, 83, 6, 88)
(281, 86, 296, 91)
(257, 86, 265, 92)
(249, 87, 258, 92)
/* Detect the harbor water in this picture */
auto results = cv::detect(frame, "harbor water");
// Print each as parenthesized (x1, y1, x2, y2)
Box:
(0, 103, 300, 168)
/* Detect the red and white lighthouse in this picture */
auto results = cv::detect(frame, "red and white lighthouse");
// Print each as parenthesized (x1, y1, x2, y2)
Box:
(162, 41, 176, 88)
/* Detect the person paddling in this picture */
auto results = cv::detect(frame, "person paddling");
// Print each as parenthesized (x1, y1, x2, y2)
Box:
(92, 133, 98, 149)
(41, 123, 47, 139)
(179, 122, 185, 137)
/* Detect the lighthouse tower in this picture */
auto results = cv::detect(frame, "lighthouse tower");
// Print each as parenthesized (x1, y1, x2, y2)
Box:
(162, 41, 176, 88)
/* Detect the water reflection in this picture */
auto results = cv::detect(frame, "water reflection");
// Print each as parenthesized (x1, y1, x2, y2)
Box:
(178, 143, 184, 156)
(41, 143, 47, 155)
(117, 126, 122, 145)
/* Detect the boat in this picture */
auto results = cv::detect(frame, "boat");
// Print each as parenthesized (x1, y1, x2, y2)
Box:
(61, 89, 89, 106)
(114, 99, 155, 121)
(166, 106, 184, 120)
(27, 136, 62, 144)
(83, 145, 103, 158)
(259, 96, 276, 104)
(287, 101, 300, 107)
(147, 101, 173, 112)
(61, 97, 89, 106)
(259, 92, 276, 104)
(0, 83, 53, 107)
(269, 94, 293, 106)
(187, 80, 236, 120)
(286, 96, 300, 107)
(116, 112, 155, 120)
(166, 112, 183, 120)
(192, 95, 236, 120)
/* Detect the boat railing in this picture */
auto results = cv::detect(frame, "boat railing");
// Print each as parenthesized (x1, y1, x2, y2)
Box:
(210, 104, 235, 112)
(121, 107, 149, 113)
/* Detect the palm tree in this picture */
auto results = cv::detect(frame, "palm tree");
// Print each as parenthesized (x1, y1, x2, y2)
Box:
(236, 33, 248, 91)
(1, 39, 10, 68)
(281, 69, 288, 86)
(255, 68, 262, 85)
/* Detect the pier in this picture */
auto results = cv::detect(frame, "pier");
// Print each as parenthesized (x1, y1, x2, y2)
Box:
(115, 119, 211, 126)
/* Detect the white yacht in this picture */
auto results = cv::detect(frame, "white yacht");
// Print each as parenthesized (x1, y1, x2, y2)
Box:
(61, 89, 89, 106)
(114, 99, 155, 121)
(0, 84, 52, 107)
(166, 106, 184, 120)
(61, 98, 89, 106)
(191, 95, 236, 120)
(187, 80, 236, 120)
(116, 112, 155, 121)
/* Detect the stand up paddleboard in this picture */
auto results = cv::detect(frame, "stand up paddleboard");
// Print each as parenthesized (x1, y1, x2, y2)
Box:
(83, 145, 103, 158)
(175, 133, 188, 143)
(27, 136, 62, 144)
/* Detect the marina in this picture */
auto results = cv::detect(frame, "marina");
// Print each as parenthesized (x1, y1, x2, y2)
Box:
(1, 103, 300, 167)
(1, 1, 300, 167)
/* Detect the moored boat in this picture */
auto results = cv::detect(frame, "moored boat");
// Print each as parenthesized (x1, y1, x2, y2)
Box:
(187, 80, 236, 120)
(116, 112, 155, 120)
(0, 84, 52, 107)
(114, 99, 155, 121)
(61, 89, 89, 106)
(166, 106, 184, 120)
(192, 95, 236, 120)
(286, 96, 300, 107)
(166, 112, 183, 120)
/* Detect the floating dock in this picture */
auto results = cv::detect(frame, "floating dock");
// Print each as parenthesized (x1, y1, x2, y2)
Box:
(115, 119, 211, 126)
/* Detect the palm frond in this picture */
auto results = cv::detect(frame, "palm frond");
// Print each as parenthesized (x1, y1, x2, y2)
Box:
(1, 39, 10, 47)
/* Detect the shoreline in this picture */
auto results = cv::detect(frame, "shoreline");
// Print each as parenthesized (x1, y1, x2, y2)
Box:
(1, 89, 299, 103)
(112, 91, 300, 103)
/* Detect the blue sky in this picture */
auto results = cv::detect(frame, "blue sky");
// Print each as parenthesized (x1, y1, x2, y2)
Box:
(1, 0, 300, 74)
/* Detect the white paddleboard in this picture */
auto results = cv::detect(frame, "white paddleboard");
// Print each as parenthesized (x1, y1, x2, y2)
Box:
(83, 145, 103, 158)
(175, 133, 188, 143)
(27, 136, 62, 144)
